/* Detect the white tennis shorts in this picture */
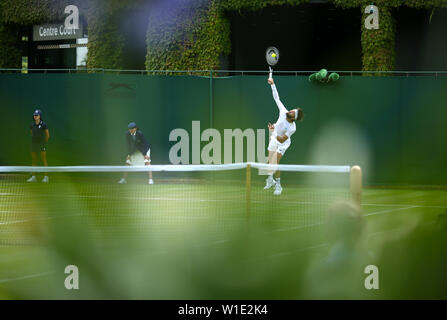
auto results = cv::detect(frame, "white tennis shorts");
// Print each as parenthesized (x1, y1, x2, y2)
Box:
(268, 136, 291, 156)
(128, 150, 151, 166)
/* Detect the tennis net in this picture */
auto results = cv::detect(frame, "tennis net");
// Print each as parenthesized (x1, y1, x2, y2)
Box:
(0, 163, 361, 246)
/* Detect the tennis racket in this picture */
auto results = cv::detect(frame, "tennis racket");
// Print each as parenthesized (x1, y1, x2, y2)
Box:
(265, 46, 280, 80)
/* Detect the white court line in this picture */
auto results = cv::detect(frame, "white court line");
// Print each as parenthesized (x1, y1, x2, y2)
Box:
(268, 243, 329, 258)
(0, 219, 51, 226)
(270, 205, 431, 233)
(2, 191, 447, 209)
(249, 243, 329, 262)
(253, 221, 426, 262)
(0, 271, 54, 284)
(368, 228, 406, 238)
(0, 216, 60, 225)
(194, 239, 231, 248)
(270, 222, 325, 233)
(0, 194, 445, 229)
(8, 192, 446, 209)
(77, 195, 245, 203)
(0, 203, 441, 227)
(0, 214, 82, 225)
(362, 203, 447, 209)
(365, 206, 419, 217)
(8, 193, 447, 209)
(0, 219, 32, 225)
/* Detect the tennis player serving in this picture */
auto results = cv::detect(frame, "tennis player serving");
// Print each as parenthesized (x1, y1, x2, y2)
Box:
(265, 77, 303, 195)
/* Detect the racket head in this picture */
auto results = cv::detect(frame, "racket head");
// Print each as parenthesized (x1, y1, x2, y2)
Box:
(265, 46, 280, 66)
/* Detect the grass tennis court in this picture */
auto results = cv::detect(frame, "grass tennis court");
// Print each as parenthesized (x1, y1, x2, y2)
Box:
(1, 169, 446, 299)
(0, 171, 350, 244)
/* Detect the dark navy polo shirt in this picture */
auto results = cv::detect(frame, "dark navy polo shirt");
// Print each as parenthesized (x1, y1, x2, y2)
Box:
(30, 121, 48, 144)
(125, 130, 150, 156)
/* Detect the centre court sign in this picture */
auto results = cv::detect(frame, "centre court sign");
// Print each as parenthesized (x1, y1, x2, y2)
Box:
(33, 5, 82, 41)
(33, 23, 83, 41)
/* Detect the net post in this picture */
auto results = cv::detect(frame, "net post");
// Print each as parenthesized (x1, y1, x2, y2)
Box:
(350, 165, 362, 207)
(246, 164, 251, 220)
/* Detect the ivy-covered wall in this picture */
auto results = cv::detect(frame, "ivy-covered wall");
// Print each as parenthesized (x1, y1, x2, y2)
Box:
(361, 4, 395, 72)
(85, 4, 124, 70)
(0, 0, 446, 71)
(145, 0, 230, 73)
(85, 0, 140, 70)
(0, 0, 68, 69)
(218, 0, 310, 11)
(0, 0, 135, 70)
(332, 0, 447, 72)
(145, 0, 311, 72)
(0, 0, 68, 25)
(405, 0, 447, 9)
(146, 0, 447, 72)
(0, 24, 21, 69)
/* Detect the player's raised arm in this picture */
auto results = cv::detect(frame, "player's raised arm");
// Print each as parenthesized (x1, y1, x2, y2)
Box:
(268, 78, 288, 114)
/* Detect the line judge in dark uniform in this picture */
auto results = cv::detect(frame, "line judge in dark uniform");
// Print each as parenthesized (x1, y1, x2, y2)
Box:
(27, 109, 50, 183)
(118, 122, 154, 184)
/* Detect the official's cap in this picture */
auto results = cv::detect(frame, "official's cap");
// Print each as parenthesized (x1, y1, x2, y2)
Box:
(33, 109, 42, 116)
(128, 122, 137, 129)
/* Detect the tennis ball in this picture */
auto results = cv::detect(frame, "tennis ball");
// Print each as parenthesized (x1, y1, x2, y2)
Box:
(271, 53, 277, 58)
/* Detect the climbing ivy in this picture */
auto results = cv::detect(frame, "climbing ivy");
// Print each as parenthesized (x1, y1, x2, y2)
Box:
(0, 0, 446, 71)
(85, 0, 141, 70)
(0, 0, 68, 25)
(145, 0, 310, 73)
(0, 0, 69, 68)
(405, 0, 447, 9)
(146, 0, 228, 74)
(331, 0, 446, 72)
(0, 24, 22, 69)
(218, 0, 309, 11)
(0, 0, 137, 69)
(361, 4, 395, 73)
(147, 0, 446, 73)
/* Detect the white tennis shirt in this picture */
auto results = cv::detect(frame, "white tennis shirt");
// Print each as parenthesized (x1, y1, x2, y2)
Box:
(271, 84, 296, 143)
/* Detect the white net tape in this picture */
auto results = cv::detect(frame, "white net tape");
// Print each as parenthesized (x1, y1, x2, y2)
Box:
(0, 162, 351, 173)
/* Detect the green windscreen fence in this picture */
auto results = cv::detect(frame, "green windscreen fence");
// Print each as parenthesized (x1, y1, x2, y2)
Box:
(1, 73, 447, 186)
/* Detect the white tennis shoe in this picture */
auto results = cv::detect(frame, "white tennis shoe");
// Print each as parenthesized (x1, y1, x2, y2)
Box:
(148, 179, 154, 185)
(264, 176, 276, 190)
(273, 183, 282, 196)
(118, 178, 127, 184)
(42, 176, 49, 183)
(27, 176, 37, 183)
